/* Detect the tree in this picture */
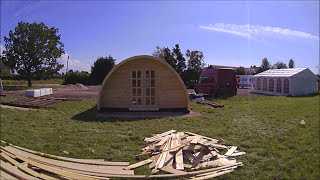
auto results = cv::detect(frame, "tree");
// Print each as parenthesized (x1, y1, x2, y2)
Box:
(90, 55, 116, 85)
(172, 44, 186, 76)
(186, 50, 205, 72)
(185, 49, 205, 81)
(273, 61, 288, 69)
(288, 59, 295, 68)
(261, 58, 271, 72)
(64, 70, 89, 85)
(162, 47, 177, 70)
(1, 21, 64, 86)
(235, 66, 246, 75)
(152, 46, 165, 60)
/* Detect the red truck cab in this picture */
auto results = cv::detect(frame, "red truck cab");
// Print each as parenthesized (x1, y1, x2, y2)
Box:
(195, 68, 237, 96)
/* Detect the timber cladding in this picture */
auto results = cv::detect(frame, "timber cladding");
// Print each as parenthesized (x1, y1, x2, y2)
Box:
(97, 55, 189, 112)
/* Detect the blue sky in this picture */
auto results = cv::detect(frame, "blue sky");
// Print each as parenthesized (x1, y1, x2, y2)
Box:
(1, 0, 319, 74)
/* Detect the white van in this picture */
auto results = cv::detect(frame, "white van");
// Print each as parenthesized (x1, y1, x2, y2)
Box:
(236, 75, 252, 88)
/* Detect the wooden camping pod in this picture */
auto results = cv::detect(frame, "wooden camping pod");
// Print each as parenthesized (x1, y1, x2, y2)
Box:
(97, 55, 189, 112)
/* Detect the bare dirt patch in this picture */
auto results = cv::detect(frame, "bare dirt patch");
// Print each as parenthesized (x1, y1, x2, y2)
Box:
(4, 84, 101, 99)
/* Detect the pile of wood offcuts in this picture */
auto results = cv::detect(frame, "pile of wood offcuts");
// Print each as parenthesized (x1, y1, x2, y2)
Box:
(127, 130, 245, 179)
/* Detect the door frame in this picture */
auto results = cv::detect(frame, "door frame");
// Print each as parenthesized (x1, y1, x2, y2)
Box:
(129, 68, 159, 111)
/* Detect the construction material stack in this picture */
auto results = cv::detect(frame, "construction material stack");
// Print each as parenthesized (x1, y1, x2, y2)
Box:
(127, 130, 245, 179)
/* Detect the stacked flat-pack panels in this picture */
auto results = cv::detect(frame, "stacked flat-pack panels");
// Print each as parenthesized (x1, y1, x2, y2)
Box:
(25, 88, 53, 98)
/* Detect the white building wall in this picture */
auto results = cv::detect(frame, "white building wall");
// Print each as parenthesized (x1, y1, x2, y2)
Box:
(251, 76, 290, 96)
(290, 77, 318, 96)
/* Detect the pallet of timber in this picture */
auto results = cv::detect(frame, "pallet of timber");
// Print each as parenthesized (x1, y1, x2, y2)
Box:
(196, 100, 224, 108)
(1, 97, 62, 109)
(128, 130, 245, 179)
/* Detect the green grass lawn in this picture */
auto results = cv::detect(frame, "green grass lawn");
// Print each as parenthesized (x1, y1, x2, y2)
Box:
(0, 95, 319, 179)
(3, 85, 62, 91)
(2, 78, 63, 85)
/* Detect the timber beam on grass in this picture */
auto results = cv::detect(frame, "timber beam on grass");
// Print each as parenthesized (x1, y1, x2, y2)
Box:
(196, 100, 224, 108)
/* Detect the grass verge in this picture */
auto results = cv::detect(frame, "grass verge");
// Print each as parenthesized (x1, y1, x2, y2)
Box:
(0, 95, 319, 179)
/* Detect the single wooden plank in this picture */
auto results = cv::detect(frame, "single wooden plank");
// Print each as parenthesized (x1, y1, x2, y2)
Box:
(163, 152, 174, 168)
(230, 152, 246, 157)
(155, 136, 169, 147)
(190, 136, 202, 144)
(160, 166, 187, 175)
(0, 170, 19, 180)
(0, 152, 56, 180)
(190, 169, 234, 180)
(157, 135, 172, 169)
(123, 158, 153, 170)
(183, 144, 208, 152)
(204, 143, 227, 149)
(169, 133, 180, 153)
(175, 145, 184, 170)
(144, 130, 176, 142)
(191, 151, 207, 168)
(196, 158, 238, 169)
(0, 160, 37, 180)
(184, 132, 219, 143)
(225, 146, 237, 156)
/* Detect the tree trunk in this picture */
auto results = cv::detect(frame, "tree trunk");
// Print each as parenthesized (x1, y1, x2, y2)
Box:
(27, 78, 32, 87)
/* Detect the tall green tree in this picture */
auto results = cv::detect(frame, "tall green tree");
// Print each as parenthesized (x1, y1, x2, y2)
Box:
(235, 66, 246, 75)
(273, 61, 288, 69)
(90, 55, 116, 85)
(1, 21, 64, 86)
(185, 50, 205, 81)
(172, 44, 186, 75)
(261, 58, 271, 72)
(162, 47, 177, 70)
(153, 46, 177, 70)
(288, 59, 295, 68)
(186, 50, 205, 72)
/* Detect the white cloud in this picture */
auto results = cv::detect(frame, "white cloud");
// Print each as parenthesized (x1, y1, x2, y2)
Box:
(200, 23, 319, 40)
(57, 53, 92, 73)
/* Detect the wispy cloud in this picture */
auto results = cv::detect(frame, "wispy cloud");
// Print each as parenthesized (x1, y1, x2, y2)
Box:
(57, 53, 92, 73)
(200, 23, 319, 40)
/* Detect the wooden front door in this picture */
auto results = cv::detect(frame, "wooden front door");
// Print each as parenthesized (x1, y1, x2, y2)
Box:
(130, 69, 158, 111)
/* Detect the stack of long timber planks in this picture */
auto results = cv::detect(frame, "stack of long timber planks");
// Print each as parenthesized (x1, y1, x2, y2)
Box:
(0, 141, 133, 180)
(1, 98, 62, 109)
(127, 130, 245, 179)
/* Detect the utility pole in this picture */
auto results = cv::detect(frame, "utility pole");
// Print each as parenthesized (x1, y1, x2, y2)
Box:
(65, 55, 69, 81)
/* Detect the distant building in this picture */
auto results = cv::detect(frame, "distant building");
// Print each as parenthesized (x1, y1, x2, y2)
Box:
(251, 68, 318, 96)
(206, 65, 262, 75)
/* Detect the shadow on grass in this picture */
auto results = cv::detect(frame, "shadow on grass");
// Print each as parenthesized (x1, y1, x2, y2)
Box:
(71, 105, 112, 122)
(288, 92, 320, 98)
(72, 105, 190, 122)
(204, 94, 235, 100)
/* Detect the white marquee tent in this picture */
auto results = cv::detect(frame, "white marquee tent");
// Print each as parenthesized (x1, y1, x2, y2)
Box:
(251, 68, 318, 96)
